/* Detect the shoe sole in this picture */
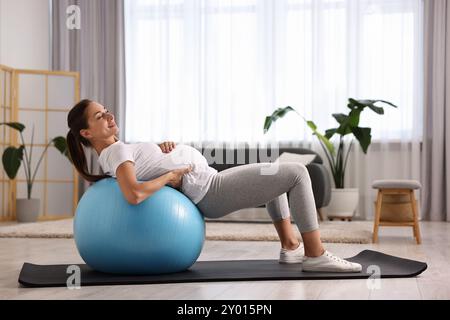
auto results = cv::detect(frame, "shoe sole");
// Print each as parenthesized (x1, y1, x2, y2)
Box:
(279, 257, 305, 264)
(302, 266, 362, 273)
(279, 260, 304, 264)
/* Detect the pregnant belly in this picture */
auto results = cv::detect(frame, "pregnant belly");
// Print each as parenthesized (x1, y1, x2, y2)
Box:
(163, 145, 207, 169)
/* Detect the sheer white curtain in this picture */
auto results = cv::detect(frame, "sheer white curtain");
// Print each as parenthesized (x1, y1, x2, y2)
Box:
(124, 0, 423, 219)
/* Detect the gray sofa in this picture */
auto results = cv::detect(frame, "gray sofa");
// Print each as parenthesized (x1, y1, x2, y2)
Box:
(193, 144, 332, 220)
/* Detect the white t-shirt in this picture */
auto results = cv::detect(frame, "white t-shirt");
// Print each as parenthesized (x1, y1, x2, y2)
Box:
(97, 141, 218, 204)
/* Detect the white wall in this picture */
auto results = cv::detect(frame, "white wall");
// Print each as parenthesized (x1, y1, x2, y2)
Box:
(0, 0, 50, 69)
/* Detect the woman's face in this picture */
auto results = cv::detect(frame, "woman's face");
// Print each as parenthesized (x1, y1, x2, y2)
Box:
(80, 102, 119, 141)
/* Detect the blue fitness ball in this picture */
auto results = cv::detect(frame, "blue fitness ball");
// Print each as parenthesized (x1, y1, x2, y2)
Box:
(74, 178, 205, 275)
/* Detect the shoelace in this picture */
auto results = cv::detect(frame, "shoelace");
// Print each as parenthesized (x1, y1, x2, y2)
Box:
(325, 251, 353, 265)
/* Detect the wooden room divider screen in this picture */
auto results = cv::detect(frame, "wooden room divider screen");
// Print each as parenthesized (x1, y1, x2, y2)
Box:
(0, 64, 79, 221)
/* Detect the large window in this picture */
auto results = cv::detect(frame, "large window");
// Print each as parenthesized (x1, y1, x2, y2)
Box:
(124, 0, 423, 144)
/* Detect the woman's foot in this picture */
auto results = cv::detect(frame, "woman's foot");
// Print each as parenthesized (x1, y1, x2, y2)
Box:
(279, 243, 305, 264)
(302, 250, 362, 272)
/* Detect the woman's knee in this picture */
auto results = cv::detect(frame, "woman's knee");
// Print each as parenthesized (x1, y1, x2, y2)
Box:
(282, 162, 309, 183)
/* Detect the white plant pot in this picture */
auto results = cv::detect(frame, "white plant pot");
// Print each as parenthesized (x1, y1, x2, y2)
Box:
(16, 198, 40, 223)
(325, 188, 359, 219)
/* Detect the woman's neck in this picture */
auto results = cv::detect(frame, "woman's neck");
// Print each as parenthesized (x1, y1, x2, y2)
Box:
(93, 136, 119, 156)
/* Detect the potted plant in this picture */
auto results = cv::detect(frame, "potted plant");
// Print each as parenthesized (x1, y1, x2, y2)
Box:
(263, 98, 397, 220)
(0, 122, 70, 222)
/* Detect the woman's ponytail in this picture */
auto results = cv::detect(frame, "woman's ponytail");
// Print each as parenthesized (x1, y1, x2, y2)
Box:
(67, 99, 110, 183)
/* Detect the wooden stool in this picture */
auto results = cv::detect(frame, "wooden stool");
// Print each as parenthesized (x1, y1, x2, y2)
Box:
(372, 180, 422, 244)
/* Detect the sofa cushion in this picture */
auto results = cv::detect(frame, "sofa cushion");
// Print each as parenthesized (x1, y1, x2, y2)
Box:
(276, 152, 317, 165)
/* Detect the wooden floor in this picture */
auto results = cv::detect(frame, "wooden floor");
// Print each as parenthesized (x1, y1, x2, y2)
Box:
(0, 221, 449, 300)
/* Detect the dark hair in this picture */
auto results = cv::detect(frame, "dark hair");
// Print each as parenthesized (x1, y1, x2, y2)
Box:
(66, 99, 110, 182)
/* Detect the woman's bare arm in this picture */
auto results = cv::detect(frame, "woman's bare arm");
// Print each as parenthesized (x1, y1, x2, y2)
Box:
(115, 161, 192, 205)
(116, 161, 171, 205)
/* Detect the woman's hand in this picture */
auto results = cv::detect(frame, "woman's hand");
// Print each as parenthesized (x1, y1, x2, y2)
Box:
(158, 141, 176, 153)
(166, 165, 193, 189)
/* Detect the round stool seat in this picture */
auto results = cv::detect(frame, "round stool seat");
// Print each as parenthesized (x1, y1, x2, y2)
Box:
(372, 179, 422, 190)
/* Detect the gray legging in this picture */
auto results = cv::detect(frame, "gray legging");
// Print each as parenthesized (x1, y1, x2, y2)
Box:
(196, 162, 319, 233)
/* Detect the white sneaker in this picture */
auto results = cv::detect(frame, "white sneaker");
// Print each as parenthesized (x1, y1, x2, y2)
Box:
(279, 244, 305, 264)
(302, 250, 362, 273)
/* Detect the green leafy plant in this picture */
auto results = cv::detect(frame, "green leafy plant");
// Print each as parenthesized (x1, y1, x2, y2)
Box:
(0, 122, 71, 199)
(263, 98, 398, 188)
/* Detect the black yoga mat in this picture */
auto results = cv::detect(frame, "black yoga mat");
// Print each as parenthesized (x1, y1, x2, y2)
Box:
(18, 250, 427, 288)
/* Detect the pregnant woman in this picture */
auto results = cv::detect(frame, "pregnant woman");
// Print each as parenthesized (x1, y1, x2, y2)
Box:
(67, 99, 362, 273)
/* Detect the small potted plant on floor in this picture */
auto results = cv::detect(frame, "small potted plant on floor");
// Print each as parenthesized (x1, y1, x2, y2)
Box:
(0, 122, 70, 222)
(264, 98, 397, 220)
